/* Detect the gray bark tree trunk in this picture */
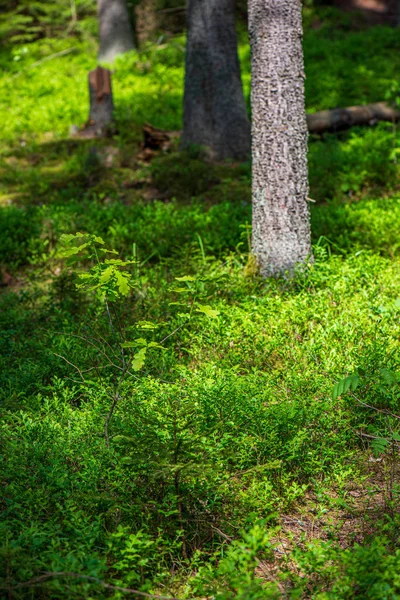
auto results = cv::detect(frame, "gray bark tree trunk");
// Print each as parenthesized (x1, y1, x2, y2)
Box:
(249, 0, 312, 276)
(97, 0, 135, 63)
(181, 0, 250, 161)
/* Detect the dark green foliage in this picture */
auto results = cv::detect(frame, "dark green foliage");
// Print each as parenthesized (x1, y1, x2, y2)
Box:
(0, 0, 96, 46)
(0, 205, 42, 267)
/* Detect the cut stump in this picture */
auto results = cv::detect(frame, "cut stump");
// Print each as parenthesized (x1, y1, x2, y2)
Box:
(71, 66, 114, 139)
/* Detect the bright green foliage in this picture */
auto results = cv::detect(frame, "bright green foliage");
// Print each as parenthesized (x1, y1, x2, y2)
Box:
(58, 232, 135, 301)
(292, 533, 400, 599)
(1, 6, 400, 599)
(187, 524, 280, 599)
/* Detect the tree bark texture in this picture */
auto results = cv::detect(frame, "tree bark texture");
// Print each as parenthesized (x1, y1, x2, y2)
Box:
(98, 0, 135, 63)
(249, 0, 312, 276)
(181, 0, 251, 161)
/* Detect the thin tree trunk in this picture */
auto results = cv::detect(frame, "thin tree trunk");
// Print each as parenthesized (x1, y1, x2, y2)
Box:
(97, 0, 135, 63)
(181, 0, 250, 161)
(249, 0, 312, 276)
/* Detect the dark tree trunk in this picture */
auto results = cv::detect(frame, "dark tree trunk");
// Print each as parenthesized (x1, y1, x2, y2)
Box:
(249, 0, 312, 276)
(97, 0, 135, 63)
(181, 0, 250, 161)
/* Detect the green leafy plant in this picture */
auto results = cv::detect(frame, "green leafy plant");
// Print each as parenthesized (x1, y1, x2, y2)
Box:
(187, 523, 280, 599)
(332, 366, 400, 459)
(332, 371, 361, 400)
(56, 232, 220, 448)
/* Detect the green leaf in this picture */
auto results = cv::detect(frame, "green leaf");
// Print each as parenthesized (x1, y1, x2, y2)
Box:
(168, 302, 187, 307)
(122, 338, 148, 349)
(115, 271, 131, 296)
(349, 374, 359, 392)
(171, 287, 191, 294)
(59, 233, 78, 244)
(99, 266, 114, 284)
(147, 342, 164, 349)
(113, 435, 136, 444)
(371, 437, 389, 457)
(59, 232, 87, 245)
(93, 235, 105, 245)
(196, 305, 220, 319)
(175, 276, 195, 282)
(131, 347, 147, 371)
(104, 259, 132, 266)
(380, 368, 397, 386)
(58, 242, 89, 258)
(136, 321, 159, 330)
(332, 373, 360, 400)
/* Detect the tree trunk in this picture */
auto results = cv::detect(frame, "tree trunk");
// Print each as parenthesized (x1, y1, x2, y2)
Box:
(181, 0, 251, 161)
(249, 0, 312, 276)
(97, 0, 135, 63)
(72, 67, 114, 138)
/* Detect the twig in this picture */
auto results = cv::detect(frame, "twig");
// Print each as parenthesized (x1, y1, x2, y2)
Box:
(85, 323, 125, 363)
(0, 571, 182, 599)
(53, 353, 85, 381)
(355, 430, 400, 449)
(159, 322, 187, 345)
(350, 392, 400, 421)
(156, 5, 185, 13)
(8, 48, 79, 80)
(210, 526, 234, 542)
(53, 331, 127, 374)
(104, 393, 119, 449)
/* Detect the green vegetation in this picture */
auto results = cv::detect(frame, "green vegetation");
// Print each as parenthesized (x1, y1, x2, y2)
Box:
(0, 6, 400, 598)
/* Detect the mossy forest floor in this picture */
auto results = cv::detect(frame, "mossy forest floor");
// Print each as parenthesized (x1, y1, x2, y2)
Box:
(0, 7, 400, 599)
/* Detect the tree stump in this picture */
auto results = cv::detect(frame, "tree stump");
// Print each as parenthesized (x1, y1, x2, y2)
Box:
(72, 66, 114, 139)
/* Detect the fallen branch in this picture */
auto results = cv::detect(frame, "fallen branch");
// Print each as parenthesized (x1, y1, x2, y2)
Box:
(8, 47, 79, 80)
(156, 5, 185, 13)
(306, 102, 400, 134)
(143, 102, 400, 152)
(0, 571, 182, 599)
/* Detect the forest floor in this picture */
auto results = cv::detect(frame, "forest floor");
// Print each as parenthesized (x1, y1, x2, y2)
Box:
(0, 7, 400, 599)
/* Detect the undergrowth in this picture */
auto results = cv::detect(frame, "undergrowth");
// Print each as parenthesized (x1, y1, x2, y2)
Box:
(1, 6, 400, 599)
